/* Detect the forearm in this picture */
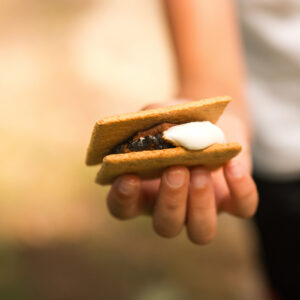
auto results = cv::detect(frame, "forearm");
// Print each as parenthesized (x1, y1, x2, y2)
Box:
(107, 1, 258, 241)
(164, 0, 251, 136)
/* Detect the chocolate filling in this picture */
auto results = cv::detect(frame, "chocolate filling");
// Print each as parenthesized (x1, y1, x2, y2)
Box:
(111, 123, 177, 154)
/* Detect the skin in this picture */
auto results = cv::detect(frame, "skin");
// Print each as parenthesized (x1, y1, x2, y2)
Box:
(106, 0, 258, 244)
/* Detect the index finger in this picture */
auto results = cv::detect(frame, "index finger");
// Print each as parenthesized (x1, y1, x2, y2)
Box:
(106, 175, 142, 220)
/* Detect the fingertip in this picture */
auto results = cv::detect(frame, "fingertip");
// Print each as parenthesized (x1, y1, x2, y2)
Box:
(114, 174, 141, 185)
(113, 174, 141, 197)
(107, 174, 141, 220)
(163, 166, 190, 189)
(165, 165, 190, 175)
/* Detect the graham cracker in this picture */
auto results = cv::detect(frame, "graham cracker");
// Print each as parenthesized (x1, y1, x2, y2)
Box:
(96, 143, 241, 185)
(86, 96, 231, 165)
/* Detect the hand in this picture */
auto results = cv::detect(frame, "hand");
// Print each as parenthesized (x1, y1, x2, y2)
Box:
(106, 100, 258, 244)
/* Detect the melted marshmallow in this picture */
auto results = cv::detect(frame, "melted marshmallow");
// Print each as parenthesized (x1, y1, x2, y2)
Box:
(163, 121, 225, 150)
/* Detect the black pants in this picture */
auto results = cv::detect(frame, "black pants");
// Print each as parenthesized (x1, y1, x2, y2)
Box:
(254, 175, 300, 300)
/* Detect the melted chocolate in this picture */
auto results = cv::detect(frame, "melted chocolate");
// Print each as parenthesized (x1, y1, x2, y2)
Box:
(111, 123, 177, 154)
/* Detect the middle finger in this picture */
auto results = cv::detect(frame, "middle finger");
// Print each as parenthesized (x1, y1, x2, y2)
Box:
(153, 166, 190, 238)
(187, 167, 217, 244)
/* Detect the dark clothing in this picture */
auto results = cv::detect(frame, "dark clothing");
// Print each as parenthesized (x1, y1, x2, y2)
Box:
(254, 175, 300, 300)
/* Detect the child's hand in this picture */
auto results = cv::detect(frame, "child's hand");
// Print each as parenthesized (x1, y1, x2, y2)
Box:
(106, 100, 258, 244)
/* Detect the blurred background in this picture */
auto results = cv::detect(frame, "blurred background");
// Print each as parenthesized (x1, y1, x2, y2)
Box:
(1, 0, 268, 299)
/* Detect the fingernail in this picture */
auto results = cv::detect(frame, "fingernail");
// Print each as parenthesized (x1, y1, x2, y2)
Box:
(165, 169, 186, 188)
(118, 178, 138, 196)
(227, 160, 244, 179)
(191, 169, 208, 189)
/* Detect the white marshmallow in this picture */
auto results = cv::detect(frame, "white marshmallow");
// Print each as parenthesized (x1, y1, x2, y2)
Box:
(163, 121, 225, 150)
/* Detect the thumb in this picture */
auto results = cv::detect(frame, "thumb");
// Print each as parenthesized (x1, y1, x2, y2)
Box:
(140, 99, 189, 111)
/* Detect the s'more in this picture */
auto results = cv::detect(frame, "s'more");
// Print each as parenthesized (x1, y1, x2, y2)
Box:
(86, 96, 241, 185)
